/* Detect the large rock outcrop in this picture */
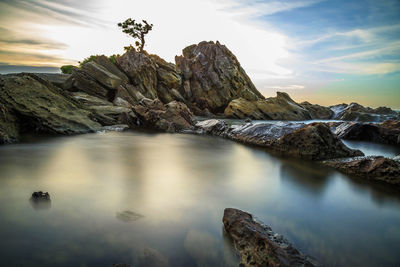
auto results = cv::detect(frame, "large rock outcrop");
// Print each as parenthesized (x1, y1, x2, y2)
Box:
(334, 120, 400, 146)
(331, 103, 399, 122)
(0, 73, 102, 135)
(322, 156, 400, 186)
(175, 41, 264, 113)
(196, 120, 363, 160)
(0, 104, 19, 144)
(224, 92, 312, 120)
(223, 208, 317, 267)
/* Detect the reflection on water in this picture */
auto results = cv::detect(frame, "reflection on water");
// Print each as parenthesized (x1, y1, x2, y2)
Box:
(0, 131, 400, 266)
(29, 197, 52, 210)
(342, 140, 400, 157)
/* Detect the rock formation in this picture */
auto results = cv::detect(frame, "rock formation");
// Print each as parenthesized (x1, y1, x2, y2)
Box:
(224, 92, 312, 120)
(175, 41, 264, 113)
(223, 208, 317, 267)
(331, 103, 399, 122)
(300, 101, 334, 119)
(196, 120, 363, 160)
(322, 156, 400, 186)
(0, 73, 102, 140)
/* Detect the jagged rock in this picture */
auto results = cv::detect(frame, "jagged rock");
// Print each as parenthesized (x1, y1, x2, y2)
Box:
(71, 92, 113, 106)
(35, 73, 70, 88)
(133, 99, 194, 132)
(223, 208, 317, 267)
(224, 92, 312, 120)
(334, 120, 400, 146)
(31, 191, 50, 200)
(81, 61, 122, 90)
(300, 101, 333, 119)
(116, 50, 158, 99)
(88, 105, 136, 126)
(0, 103, 19, 144)
(0, 74, 102, 136)
(65, 67, 115, 100)
(175, 41, 264, 113)
(330, 103, 399, 122)
(322, 156, 400, 186)
(196, 120, 363, 160)
(94, 55, 129, 84)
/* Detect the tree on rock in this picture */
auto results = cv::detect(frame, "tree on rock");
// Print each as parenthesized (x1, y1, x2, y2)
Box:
(118, 18, 153, 53)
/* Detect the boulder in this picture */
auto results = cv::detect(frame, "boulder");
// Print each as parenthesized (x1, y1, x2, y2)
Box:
(94, 55, 129, 84)
(223, 208, 317, 267)
(300, 101, 333, 119)
(224, 92, 312, 120)
(0, 74, 102, 136)
(322, 156, 400, 186)
(81, 61, 122, 90)
(334, 120, 400, 146)
(330, 102, 399, 122)
(116, 50, 158, 99)
(133, 99, 195, 132)
(35, 73, 70, 88)
(196, 120, 363, 160)
(175, 41, 264, 113)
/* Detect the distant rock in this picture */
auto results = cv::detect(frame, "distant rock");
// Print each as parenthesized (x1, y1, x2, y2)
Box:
(300, 101, 334, 119)
(31, 191, 50, 200)
(224, 92, 312, 120)
(196, 120, 363, 160)
(330, 102, 399, 122)
(175, 41, 263, 113)
(0, 73, 102, 135)
(223, 208, 317, 267)
(322, 156, 400, 186)
(334, 120, 400, 146)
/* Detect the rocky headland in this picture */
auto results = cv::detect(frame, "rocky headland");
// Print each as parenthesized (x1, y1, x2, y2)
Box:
(0, 40, 399, 188)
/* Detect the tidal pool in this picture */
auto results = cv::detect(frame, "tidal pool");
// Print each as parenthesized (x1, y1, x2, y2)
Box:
(0, 131, 399, 267)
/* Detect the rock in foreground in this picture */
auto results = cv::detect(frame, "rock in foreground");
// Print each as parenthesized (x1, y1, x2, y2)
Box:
(223, 208, 317, 267)
(322, 156, 400, 186)
(196, 120, 363, 160)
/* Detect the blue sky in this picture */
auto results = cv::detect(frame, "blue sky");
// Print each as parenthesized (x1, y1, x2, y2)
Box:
(0, 0, 399, 107)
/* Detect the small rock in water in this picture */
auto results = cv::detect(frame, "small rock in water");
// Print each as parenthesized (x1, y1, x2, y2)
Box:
(31, 191, 50, 200)
(244, 117, 252, 123)
(110, 264, 130, 267)
(116, 210, 144, 222)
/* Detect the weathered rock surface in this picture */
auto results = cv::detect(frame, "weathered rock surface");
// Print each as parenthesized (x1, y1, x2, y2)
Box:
(334, 120, 400, 146)
(223, 208, 317, 267)
(322, 156, 400, 186)
(133, 99, 195, 132)
(0, 74, 102, 135)
(196, 120, 363, 160)
(175, 41, 263, 113)
(224, 92, 312, 120)
(331, 103, 399, 122)
(0, 104, 19, 144)
(300, 101, 334, 119)
(35, 73, 70, 88)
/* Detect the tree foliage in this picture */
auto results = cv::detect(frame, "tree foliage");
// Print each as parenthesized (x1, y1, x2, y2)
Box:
(118, 18, 153, 52)
(60, 65, 77, 74)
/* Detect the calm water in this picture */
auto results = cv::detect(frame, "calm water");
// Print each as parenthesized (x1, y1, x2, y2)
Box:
(0, 131, 400, 267)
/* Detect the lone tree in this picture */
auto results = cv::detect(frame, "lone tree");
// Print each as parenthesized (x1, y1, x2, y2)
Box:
(118, 18, 153, 52)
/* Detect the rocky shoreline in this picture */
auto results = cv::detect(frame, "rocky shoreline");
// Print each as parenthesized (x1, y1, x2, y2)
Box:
(1, 40, 399, 187)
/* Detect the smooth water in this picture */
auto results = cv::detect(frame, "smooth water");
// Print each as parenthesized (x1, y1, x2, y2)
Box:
(0, 131, 400, 267)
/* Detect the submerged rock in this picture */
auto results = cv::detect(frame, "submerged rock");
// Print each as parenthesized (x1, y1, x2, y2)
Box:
(196, 120, 363, 160)
(224, 92, 312, 120)
(322, 156, 400, 186)
(223, 208, 317, 267)
(137, 248, 169, 267)
(175, 41, 263, 113)
(334, 120, 400, 146)
(330, 103, 399, 122)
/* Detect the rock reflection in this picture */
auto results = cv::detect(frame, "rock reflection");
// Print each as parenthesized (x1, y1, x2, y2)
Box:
(280, 160, 332, 195)
(29, 197, 51, 210)
(116, 210, 144, 222)
(136, 248, 169, 267)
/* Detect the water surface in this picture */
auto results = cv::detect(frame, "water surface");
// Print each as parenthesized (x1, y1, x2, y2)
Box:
(0, 131, 400, 267)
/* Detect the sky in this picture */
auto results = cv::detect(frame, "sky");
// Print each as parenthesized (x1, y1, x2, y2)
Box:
(0, 0, 399, 108)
